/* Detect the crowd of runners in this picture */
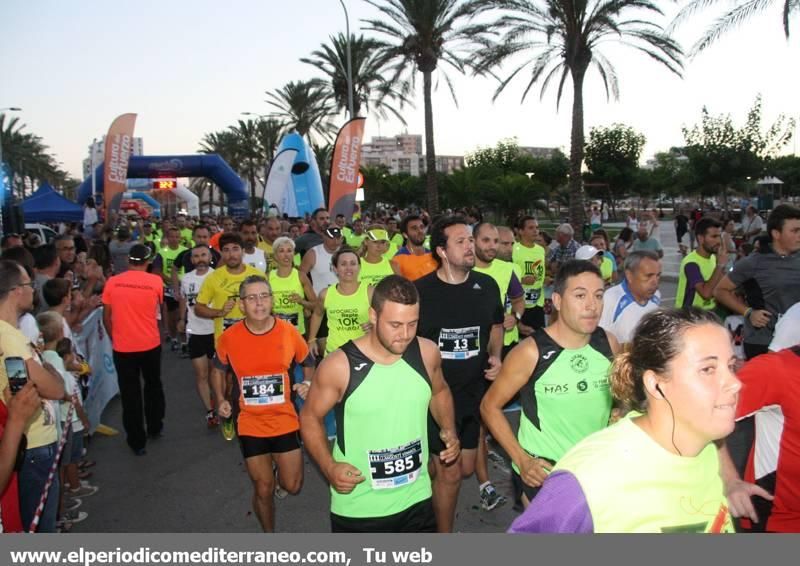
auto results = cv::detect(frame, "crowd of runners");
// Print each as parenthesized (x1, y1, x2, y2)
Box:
(1, 201, 799, 533)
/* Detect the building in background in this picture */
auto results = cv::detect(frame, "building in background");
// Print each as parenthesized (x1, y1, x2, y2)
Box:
(519, 146, 558, 160)
(82, 137, 144, 179)
(360, 134, 465, 176)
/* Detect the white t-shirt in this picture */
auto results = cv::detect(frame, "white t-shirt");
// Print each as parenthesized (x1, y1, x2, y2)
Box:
(18, 313, 39, 343)
(599, 280, 661, 344)
(41, 350, 83, 432)
(181, 269, 215, 336)
(769, 302, 800, 351)
(243, 248, 267, 273)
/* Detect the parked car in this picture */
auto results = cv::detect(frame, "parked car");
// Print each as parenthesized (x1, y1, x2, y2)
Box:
(24, 223, 58, 244)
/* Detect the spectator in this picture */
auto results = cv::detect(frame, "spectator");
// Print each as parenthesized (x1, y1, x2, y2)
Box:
(631, 224, 663, 259)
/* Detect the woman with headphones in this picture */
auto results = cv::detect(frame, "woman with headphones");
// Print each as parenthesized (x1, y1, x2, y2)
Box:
(509, 307, 741, 533)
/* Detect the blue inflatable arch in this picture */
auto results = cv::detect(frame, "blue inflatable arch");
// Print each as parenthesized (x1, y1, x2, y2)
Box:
(76, 154, 250, 217)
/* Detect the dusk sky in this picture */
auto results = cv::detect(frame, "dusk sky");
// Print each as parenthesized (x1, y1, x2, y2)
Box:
(2, 0, 798, 180)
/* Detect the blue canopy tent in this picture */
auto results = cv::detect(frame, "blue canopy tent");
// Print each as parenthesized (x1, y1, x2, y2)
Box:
(22, 183, 84, 223)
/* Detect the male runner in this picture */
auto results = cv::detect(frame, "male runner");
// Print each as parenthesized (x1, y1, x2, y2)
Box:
(481, 260, 620, 508)
(195, 233, 263, 343)
(391, 215, 437, 281)
(240, 219, 268, 272)
(213, 275, 313, 532)
(152, 226, 187, 351)
(675, 217, 727, 312)
(415, 216, 504, 532)
(178, 245, 218, 427)
(512, 217, 546, 333)
(258, 216, 282, 272)
(300, 275, 460, 532)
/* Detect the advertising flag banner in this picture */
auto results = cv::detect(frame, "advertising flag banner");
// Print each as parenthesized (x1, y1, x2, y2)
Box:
(75, 308, 119, 433)
(328, 117, 365, 222)
(103, 113, 137, 216)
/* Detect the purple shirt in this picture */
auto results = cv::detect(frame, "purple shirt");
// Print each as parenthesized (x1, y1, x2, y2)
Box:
(508, 471, 594, 534)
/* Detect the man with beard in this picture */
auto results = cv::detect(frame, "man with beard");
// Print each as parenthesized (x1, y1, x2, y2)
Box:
(512, 217, 547, 334)
(240, 220, 268, 273)
(414, 216, 504, 532)
(258, 217, 282, 272)
(178, 245, 218, 428)
(295, 208, 331, 258)
(481, 261, 620, 510)
(391, 215, 437, 281)
(675, 218, 728, 312)
(195, 233, 264, 343)
(301, 275, 460, 532)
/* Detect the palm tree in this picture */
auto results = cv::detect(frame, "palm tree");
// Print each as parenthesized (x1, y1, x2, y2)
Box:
(475, 0, 683, 230)
(265, 80, 337, 143)
(1, 113, 62, 199)
(673, 0, 799, 54)
(233, 119, 267, 206)
(300, 32, 412, 123)
(362, 0, 499, 214)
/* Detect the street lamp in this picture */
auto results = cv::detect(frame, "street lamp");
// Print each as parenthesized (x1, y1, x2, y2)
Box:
(337, 0, 355, 119)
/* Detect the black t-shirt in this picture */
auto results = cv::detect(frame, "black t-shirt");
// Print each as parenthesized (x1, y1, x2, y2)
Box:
(415, 270, 503, 407)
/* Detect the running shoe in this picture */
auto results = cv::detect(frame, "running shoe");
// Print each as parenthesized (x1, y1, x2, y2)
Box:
(68, 483, 99, 498)
(479, 484, 507, 511)
(221, 417, 235, 441)
(170, 339, 180, 352)
(61, 510, 88, 524)
(206, 410, 219, 428)
(63, 497, 82, 512)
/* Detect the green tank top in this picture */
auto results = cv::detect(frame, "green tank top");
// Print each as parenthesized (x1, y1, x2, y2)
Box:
(556, 415, 734, 532)
(269, 268, 306, 334)
(512, 242, 546, 308)
(331, 339, 432, 518)
(675, 251, 717, 310)
(600, 256, 614, 283)
(474, 260, 519, 346)
(158, 245, 187, 280)
(324, 282, 370, 355)
(514, 327, 613, 470)
(359, 257, 394, 288)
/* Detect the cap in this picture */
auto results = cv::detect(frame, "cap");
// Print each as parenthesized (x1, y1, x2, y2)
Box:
(575, 245, 602, 261)
(324, 227, 343, 238)
(128, 244, 153, 263)
(367, 229, 389, 242)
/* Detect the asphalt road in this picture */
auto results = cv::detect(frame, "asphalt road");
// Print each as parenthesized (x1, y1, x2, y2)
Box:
(75, 279, 677, 533)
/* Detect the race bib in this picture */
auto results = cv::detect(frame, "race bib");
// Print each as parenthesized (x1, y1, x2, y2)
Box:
(368, 439, 423, 489)
(275, 312, 299, 327)
(438, 326, 480, 360)
(241, 374, 285, 406)
(524, 288, 540, 308)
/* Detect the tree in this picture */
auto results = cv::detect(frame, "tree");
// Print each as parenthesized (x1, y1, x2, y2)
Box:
(465, 138, 521, 173)
(682, 95, 795, 206)
(584, 123, 646, 217)
(362, 0, 498, 214)
(300, 33, 412, 123)
(672, 0, 799, 55)
(768, 155, 800, 197)
(265, 80, 337, 143)
(475, 0, 683, 232)
(1, 113, 67, 200)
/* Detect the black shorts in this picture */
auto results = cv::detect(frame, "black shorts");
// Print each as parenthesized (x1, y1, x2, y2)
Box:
(428, 411, 481, 454)
(521, 306, 545, 329)
(330, 497, 435, 533)
(238, 431, 301, 459)
(164, 295, 179, 311)
(318, 311, 329, 339)
(188, 333, 215, 359)
(511, 455, 556, 503)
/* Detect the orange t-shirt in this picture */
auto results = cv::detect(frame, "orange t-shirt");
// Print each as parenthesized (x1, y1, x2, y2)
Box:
(102, 270, 163, 352)
(391, 247, 437, 281)
(209, 231, 224, 251)
(215, 318, 309, 438)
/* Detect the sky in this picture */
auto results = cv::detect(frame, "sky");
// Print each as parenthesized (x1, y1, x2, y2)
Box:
(1, 0, 798, 180)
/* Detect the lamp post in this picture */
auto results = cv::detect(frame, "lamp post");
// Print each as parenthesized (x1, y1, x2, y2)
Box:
(337, 0, 355, 119)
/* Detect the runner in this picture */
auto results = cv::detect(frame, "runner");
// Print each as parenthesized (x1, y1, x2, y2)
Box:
(300, 275, 460, 532)
(509, 308, 738, 533)
(212, 275, 313, 532)
(178, 245, 218, 427)
(512, 216, 546, 334)
(240, 220, 268, 273)
(415, 216, 504, 532)
(257, 217, 282, 273)
(269, 237, 316, 335)
(481, 260, 620, 509)
(152, 226, 187, 352)
(675, 218, 727, 312)
(472, 222, 525, 510)
(195, 233, 264, 343)
(359, 228, 394, 288)
(300, 227, 342, 296)
(307, 248, 374, 358)
(391, 215, 437, 281)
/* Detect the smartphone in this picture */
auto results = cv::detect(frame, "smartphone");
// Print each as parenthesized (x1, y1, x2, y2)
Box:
(5, 356, 29, 394)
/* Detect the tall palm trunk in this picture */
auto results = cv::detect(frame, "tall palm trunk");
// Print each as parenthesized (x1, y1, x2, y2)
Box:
(423, 69, 439, 214)
(568, 65, 587, 232)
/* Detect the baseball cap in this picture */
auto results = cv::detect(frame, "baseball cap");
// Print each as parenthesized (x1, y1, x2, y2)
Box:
(367, 229, 389, 242)
(324, 227, 343, 238)
(575, 245, 602, 261)
(128, 244, 153, 263)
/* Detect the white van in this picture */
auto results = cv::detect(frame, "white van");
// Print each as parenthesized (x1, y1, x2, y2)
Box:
(24, 223, 58, 244)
